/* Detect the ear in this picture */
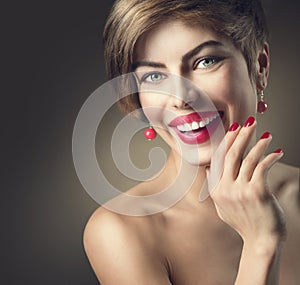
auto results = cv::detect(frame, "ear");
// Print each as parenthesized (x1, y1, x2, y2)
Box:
(256, 42, 270, 91)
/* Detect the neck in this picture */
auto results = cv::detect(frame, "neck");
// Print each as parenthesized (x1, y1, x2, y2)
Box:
(164, 150, 214, 208)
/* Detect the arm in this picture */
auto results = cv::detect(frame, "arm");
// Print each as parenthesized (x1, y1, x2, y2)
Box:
(209, 118, 286, 285)
(83, 208, 171, 285)
(235, 239, 282, 285)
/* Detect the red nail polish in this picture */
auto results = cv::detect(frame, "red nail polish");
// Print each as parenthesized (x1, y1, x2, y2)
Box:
(260, 131, 270, 139)
(229, 122, 239, 131)
(243, 116, 255, 127)
(274, 148, 283, 154)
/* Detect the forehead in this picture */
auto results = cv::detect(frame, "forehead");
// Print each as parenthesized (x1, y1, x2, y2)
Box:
(134, 20, 230, 61)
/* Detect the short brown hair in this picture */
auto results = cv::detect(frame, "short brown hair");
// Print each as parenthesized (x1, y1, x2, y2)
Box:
(103, 0, 269, 115)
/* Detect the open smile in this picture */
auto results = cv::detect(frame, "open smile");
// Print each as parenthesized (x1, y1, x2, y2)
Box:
(168, 111, 224, 144)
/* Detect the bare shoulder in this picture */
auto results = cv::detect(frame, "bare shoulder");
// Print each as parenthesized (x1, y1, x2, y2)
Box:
(270, 162, 299, 208)
(83, 206, 170, 284)
(271, 162, 300, 238)
(83, 207, 133, 250)
(272, 163, 300, 284)
(84, 206, 155, 249)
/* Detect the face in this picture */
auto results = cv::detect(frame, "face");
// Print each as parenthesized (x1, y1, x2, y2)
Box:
(133, 20, 259, 166)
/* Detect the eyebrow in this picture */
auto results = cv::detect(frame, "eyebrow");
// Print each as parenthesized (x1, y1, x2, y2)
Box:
(182, 40, 224, 62)
(132, 61, 166, 70)
(132, 40, 224, 71)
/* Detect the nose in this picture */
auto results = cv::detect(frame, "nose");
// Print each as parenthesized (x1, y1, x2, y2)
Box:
(169, 76, 198, 109)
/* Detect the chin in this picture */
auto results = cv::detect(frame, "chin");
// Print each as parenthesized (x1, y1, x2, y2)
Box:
(175, 145, 212, 167)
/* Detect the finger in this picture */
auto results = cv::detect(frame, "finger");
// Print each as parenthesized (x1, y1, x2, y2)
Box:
(237, 131, 272, 181)
(209, 122, 240, 190)
(224, 122, 241, 153)
(223, 116, 256, 180)
(251, 148, 284, 183)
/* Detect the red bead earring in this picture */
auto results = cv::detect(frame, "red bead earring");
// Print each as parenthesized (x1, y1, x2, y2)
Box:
(257, 90, 268, 114)
(144, 126, 157, 140)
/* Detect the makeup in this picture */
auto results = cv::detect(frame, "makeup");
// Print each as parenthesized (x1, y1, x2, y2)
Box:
(168, 111, 224, 144)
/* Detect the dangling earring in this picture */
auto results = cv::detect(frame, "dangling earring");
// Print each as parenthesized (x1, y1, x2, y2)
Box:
(143, 125, 157, 140)
(257, 89, 268, 114)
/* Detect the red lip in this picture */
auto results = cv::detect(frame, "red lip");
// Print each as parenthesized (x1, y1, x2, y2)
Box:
(169, 111, 221, 127)
(169, 111, 224, 145)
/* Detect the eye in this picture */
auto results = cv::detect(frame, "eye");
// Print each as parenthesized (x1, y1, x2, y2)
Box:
(194, 57, 221, 70)
(141, 72, 166, 83)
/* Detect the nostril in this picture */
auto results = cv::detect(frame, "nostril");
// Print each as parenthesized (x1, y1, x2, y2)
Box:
(173, 98, 194, 110)
(183, 100, 193, 108)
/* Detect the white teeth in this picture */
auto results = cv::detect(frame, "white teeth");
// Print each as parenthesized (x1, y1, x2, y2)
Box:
(210, 114, 218, 122)
(199, 121, 206, 128)
(191, 121, 199, 130)
(184, 123, 192, 131)
(175, 114, 219, 132)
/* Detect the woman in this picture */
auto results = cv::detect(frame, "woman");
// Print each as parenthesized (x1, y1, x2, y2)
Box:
(84, 0, 300, 284)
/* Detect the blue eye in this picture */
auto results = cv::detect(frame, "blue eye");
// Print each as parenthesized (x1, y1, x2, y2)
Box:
(142, 72, 166, 83)
(194, 57, 220, 69)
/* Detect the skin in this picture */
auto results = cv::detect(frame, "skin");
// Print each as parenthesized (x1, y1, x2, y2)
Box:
(84, 21, 300, 284)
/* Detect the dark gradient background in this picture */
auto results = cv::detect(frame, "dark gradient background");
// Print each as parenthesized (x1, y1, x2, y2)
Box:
(2, 0, 300, 284)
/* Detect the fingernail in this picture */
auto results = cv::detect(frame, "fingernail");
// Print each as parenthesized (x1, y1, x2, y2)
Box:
(243, 116, 255, 127)
(260, 131, 271, 139)
(274, 148, 283, 154)
(229, 122, 239, 131)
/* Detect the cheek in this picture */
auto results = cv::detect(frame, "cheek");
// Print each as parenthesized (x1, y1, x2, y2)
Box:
(206, 66, 255, 106)
(139, 92, 166, 125)
(198, 73, 235, 104)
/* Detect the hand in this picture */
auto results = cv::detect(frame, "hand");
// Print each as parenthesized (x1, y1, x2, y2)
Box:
(209, 116, 286, 246)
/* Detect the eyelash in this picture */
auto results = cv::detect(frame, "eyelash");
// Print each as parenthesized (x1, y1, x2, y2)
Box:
(140, 72, 167, 84)
(193, 56, 223, 70)
(138, 56, 224, 83)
